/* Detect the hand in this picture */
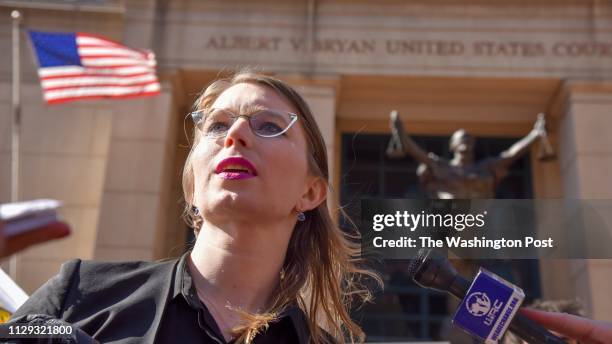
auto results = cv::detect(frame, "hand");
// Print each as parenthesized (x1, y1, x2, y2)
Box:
(532, 113, 547, 137)
(0, 220, 70, 259)
(521, 308, 612, 344)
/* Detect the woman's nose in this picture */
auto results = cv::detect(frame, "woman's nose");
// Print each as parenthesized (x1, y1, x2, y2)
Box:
(224, 117, 252, 148)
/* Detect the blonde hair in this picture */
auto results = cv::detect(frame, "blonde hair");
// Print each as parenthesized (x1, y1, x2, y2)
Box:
(181, 71, 381, 343)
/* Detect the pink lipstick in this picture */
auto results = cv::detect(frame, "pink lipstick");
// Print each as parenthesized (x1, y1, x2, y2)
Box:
(215, 157, 258, 180)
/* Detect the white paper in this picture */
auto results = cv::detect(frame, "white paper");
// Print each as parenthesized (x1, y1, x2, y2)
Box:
(0, 268, 28, 313)
(0, 199, 61, 222)
(0, 199, 62, 237)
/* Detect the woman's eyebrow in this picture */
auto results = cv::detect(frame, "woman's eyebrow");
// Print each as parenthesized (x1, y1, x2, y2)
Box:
(239, 104, 267, 115)
(211, 104, 267, 115)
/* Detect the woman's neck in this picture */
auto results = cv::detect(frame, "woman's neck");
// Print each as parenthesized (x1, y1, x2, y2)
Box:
(189, 218, 293, 315)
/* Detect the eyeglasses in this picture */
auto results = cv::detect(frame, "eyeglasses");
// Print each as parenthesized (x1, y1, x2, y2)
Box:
(191, 108, 299, 138)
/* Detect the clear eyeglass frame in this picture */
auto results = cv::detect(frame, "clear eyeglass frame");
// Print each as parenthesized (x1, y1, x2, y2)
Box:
(190, 108, 299, 138)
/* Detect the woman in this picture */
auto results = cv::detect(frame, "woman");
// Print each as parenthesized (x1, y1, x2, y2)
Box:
(8, 72, 380, 344)
(177, 72, 381, 343)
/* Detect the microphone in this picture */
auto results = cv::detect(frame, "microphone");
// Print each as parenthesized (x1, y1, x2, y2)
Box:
(407, 249, 566, 344)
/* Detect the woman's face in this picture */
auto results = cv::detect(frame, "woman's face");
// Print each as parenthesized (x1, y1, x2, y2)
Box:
(191, 82, 314, 226)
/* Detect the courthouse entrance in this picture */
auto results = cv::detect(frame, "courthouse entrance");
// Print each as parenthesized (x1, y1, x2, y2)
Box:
(168, 71, 561, 342)
(331, 74, 558, 342)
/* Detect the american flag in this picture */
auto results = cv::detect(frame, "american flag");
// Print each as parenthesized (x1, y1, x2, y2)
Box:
(28, 31, 161, 104)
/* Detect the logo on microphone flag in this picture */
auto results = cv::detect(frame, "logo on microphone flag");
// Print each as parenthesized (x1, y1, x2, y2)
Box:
(28, 31, 161, 104)
(453, 269, 525, 343)
(466, 292, 492, 317)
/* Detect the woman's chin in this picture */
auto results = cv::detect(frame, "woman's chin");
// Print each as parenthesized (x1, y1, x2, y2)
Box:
(209, 190, 259, 212)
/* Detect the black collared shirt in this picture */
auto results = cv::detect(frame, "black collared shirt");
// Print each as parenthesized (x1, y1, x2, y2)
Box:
(154, 252, 310, 344)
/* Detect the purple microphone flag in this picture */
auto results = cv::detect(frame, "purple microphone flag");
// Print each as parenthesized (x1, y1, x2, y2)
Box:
(453, 268, 525, 343)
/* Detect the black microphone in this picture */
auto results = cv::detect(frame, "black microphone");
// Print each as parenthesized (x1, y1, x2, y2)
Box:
(407, 249, 566, 344)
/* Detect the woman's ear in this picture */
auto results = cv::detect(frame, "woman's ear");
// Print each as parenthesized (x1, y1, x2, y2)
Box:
(296, 176, 327, 212)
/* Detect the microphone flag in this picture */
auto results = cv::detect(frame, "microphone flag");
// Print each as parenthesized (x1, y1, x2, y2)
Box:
(453, 268, 525, 343)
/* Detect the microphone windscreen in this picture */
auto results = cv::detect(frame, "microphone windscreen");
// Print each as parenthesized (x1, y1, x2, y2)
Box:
(407, 248, 430, 279)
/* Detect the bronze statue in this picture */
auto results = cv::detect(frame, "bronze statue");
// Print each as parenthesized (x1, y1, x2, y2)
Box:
(386, 112, 554, 199)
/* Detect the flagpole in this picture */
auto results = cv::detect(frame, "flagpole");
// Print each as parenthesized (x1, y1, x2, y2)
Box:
(9, 10, 22, 280)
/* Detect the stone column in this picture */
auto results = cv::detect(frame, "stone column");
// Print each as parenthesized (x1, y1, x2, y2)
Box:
(286, 77, 339, 209)
(92, 0, 181, 261)
(558, 81, 612, 319)
(93, 82, 178, 261)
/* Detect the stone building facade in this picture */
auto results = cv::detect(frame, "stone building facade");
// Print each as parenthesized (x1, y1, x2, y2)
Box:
(1, 0, 611, 341)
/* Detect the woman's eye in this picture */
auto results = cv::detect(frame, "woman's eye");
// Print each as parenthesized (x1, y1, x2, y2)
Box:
(206, 122, 229, 134)
(259, 122, 283, 134)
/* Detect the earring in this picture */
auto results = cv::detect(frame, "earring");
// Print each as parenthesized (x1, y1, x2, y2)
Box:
(297, 211, 306, 222)
(194, 207, 200, 216)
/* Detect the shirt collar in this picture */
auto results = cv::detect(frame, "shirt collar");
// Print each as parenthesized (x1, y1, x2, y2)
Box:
(173, 251, 210, 312)
(172, 251, 312, 344)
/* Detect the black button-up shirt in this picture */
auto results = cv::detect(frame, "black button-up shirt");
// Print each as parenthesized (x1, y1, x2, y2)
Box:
(155, 252, 310, 344)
